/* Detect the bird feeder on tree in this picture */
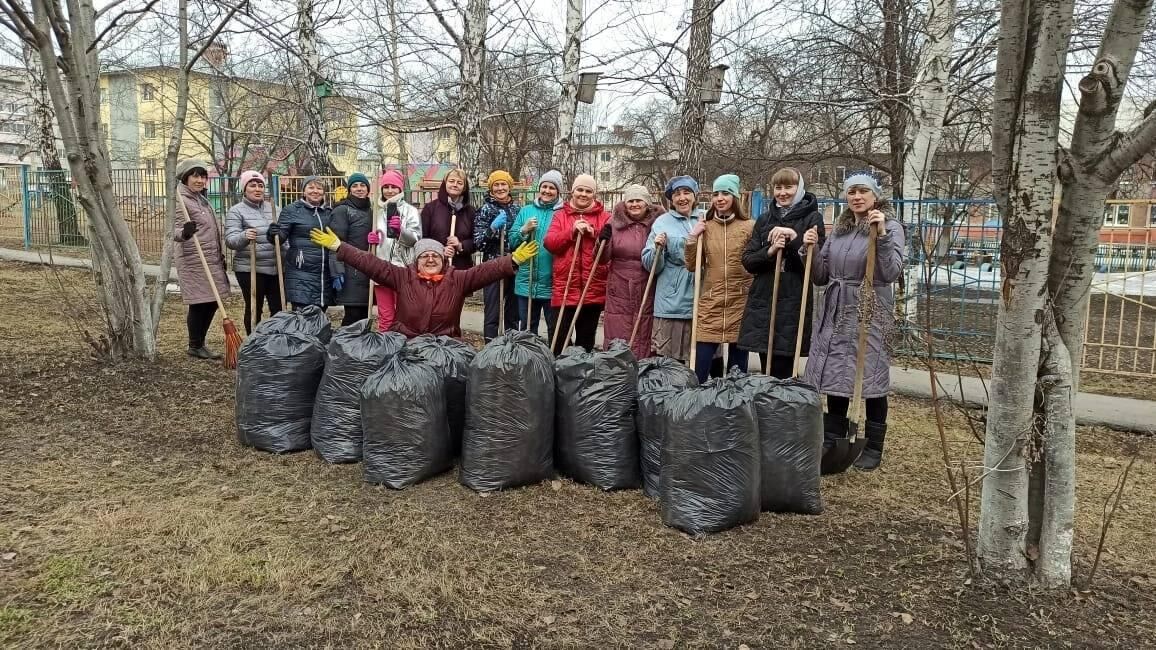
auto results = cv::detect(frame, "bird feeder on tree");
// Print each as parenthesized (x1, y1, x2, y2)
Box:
(577, 72, 601, 104)
(700, 64, 729, 104)
(314, 79, 335, 99)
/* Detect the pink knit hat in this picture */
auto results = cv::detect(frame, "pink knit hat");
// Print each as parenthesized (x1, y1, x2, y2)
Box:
(239, 170, 265, 189)
(380, 169, 405, 190)
(571, 173, 597, 193)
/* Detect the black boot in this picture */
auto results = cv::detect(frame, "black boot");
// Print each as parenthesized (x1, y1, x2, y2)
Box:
(823, 412, 849, 452)
(854, 421, 887, 471)
(187, 345, 222, 360)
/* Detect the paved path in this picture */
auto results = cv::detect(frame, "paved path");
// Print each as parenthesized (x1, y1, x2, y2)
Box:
(2, 248, 1151, 433)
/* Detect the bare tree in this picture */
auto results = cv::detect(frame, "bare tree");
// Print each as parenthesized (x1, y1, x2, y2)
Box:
(676, 0, 717, 176)
(296, 0, 335, 175)
(551, 0, 583, 176)
(425, 0, 489, 175)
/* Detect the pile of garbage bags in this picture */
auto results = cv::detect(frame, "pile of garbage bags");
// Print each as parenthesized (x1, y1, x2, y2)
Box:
(636, 357, 698, 498)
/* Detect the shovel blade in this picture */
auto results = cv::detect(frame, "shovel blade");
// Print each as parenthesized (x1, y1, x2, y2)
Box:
(821, 421, 863, 475)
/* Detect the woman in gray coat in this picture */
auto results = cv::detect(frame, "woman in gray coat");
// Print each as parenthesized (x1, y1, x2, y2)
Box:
(225, 170, 283, 333)
(173, 159, 231, 360)
(803, 172, 905, 471)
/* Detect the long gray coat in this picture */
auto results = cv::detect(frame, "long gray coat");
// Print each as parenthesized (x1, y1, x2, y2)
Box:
(173, 183, 230, 306)
(224, 199, 280, 275)
(803, 213, 905, 399)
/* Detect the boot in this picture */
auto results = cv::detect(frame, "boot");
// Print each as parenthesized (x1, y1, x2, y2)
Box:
(854, 421, 887, 471)
(187, 345, 222, 360)
(823, 412, 849, 452)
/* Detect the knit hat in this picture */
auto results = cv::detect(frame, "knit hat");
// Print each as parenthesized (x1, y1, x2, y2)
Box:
(538, 169, 564, 193)
(346, 172, 370, 190)
(239, 170, 265, 189)
(301, 175, 326, 191)
(664, 175, 699, 199)
(712, 173, 741, 197)
(176, 159, 209, 184)
(487, 169, 515, 188)
(843, 172, 884, 198)
(571, 174, 597, 193)
(412, 238, 445, 261)
(622, 184, 651, 203)
(380, 169, 405, 190)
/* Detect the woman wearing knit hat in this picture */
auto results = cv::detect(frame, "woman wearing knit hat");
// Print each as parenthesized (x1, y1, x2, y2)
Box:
(308, 229, 540, 339)
(685, 173, 755, 383)
(368, 169, 422, 331)
(543, 173, 613, 354)
(419, 168, 476, 271)
(603, 184, 662, 360)
(643, 175, 703, 364)
(329, 172, 375, 325)
(508, 170, 564, 340)
(803, 172, 904, 471)
(173, 159, 230, 359)
(225, 170, 283, 334)
(266, 176, 335, 309)
(473, 169, 523, 340)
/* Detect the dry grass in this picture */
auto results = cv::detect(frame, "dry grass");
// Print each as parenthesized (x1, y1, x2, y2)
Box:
(1, 261, 1155, 648)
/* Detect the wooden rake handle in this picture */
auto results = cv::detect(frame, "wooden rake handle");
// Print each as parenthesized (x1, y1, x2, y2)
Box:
(792, 242, 814, 378)
(565, 238, 607, 348)
(688, 219, 706, 371)
(849, 228, 879, 430)
(177, 194, 231, 319)
(629, 241, 663, 349)
(765, 247, 783, 371)
(550, 230, 582, 352)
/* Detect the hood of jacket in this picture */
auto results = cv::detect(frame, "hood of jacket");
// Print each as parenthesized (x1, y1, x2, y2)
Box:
(561, 197, 605, 217)
(611, 201, 662, 229)
(834, 198, 896, 235)
(766, 191, 818, 224)
(436, 176, 472, 208)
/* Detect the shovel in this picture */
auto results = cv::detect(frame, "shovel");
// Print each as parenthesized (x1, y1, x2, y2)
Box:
(629, 241, 663, 350)
(820, 228, 876, 475)
(550, 231, 582, 353)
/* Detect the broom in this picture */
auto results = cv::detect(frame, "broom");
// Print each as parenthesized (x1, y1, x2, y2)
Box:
(178, 194, 242, 369)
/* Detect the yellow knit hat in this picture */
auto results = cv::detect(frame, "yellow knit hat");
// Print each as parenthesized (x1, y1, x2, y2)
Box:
(487, 169, 515, 188)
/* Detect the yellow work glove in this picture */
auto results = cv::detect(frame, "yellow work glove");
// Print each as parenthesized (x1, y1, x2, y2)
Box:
(512, 240, 539, 265)
(332, 185, 348, 203)
(310, 227, 341, 251)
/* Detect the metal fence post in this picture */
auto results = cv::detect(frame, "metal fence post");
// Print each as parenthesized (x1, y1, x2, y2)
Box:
(21, 166, 32, 250)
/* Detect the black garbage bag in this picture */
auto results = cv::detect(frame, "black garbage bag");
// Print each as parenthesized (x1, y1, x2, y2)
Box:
(659, 379, 760, 535)
(735, 375, 824, 514)
(461, 331, 555, 491)
(553, 343, 640, 490)
(236, 331, 327, 453)
(309, 320, 406, 463)
(405, 334, 476, 455)
(637, 356, 698, 394)
(360, 348, 452, 488)
(253, 305, 333, 343)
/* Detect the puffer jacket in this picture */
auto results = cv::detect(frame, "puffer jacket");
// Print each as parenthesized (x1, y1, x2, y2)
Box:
(374, 197, 421, 266)
(173, 183, 230, 306)
(685, 211, 755, 343)
(507, 197, 561, 300)
(268, 198, 333, 307)
(642, 208, 704, 319)
(330, 197, 374, 306)
(419, 177, 476, 270)
(225, 198, 280, 275)
(736, 192, 826, 356)
(543, 199, 612, 307)
(603, 201, 661, 359)
(474, 193, 522, 261)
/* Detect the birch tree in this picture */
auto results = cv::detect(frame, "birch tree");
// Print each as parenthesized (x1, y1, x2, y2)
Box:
(425, 0, 489, 175)
(979, 0, 1155, 588)
(900, 0, 958, 209)
(297, 0, 335, 176)
(551, 0, 583, 177)
(675, 0, 717, 176)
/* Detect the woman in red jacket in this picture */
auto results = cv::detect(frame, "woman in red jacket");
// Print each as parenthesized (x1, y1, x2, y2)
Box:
(602, 184, 662, 360)
(310, 230, 539, 339)
(544, 174, 612, 355)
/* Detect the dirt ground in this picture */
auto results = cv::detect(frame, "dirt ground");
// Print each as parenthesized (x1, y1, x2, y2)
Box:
(2, 262, 1155, 648)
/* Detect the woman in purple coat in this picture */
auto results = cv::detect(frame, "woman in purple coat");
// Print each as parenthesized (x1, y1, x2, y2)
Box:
(803, 173, 905, 471)
(602, 184, 662, 359)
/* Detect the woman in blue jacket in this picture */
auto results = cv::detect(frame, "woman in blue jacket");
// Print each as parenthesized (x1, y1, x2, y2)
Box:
(507, 170, 563, 341)
(641, 175, 702, 364)
(266, 176, 334, 309)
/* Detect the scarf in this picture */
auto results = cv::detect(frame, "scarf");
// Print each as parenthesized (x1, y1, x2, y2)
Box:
(418, 271, 445, 283)
(344, 195, 371, 211)
(446, 195, 464, 211)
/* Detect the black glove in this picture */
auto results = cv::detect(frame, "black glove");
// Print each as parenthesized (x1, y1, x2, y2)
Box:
(181, 221, 197, 240)
(265, 225, 281, 244)
(599, 223, 612, 242)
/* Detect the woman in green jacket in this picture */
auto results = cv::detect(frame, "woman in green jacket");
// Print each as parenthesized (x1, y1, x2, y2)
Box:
(507, 169, 563, 340)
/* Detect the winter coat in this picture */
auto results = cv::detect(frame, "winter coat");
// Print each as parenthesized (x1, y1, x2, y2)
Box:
(473, 194, 522, 261)
(329, 198, 374, 306)
(420, 177, 476, 270)
(173, 183, 230, 306)
(224, 198, 280, 275)
(685, 212, 755, 344)
(268, 198, 334, 307)
(374, 198, 422, 267)
(642, 208, 703, 320)
(507, 198, 561, 300)
(603, 201, 661, 359)
(543, 199, 612, 308)
(335, 243, 517, 339)
(803, 210, 906, 399)
(737, 193, 826, 356)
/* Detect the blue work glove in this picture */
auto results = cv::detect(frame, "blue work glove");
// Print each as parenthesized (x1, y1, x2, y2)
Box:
(332, 275, 345, 292)
(491, 210, 508, 232)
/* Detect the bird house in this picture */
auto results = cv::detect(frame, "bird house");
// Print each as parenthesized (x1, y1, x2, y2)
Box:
(577, 72, 601, 104)
(700, 65, 728, 104)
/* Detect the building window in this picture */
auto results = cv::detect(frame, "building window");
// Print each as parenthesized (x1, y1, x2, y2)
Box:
(143, 121, 157, 139)
(1103, 204, 1130, 227)
(836, 166, 847, 182)
(437, 128, 453, 142)
(816, 167, 830, 184)
(599, 171, 610, 182)
(329, 142, 347, 156)
(436, 151, 449, 163)
(599, 151, 611, 162)
(144, 158, 158, 174)
(1149, 204, 1156, 227)
(955, 166, 970, 186)
(141, 83, 156, 101)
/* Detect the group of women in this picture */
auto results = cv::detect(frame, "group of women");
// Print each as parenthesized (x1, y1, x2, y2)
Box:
(173, 159, 903, 471)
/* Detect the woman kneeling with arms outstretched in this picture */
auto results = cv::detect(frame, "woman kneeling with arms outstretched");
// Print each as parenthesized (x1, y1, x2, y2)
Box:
(310, 227, 539, 339)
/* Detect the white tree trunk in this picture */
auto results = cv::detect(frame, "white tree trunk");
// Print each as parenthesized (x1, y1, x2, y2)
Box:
(552, 0, 584, 177)
(459, 0, 489, 175)
(900, 0, 956, 210)
(298, 0, 334, 175)
(387, 0, 409, 166)
(676, 0, 716, 177)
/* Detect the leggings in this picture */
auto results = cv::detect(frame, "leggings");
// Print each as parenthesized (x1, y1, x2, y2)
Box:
(519, 296, 556, 342)
(552, 304, 603, 355)
(758, 353, 795, 379)
(483, 277, 520, 340)
(234, 271, 283, 335)
(186, 301, 218, 348)
(341, 305, 369, 327)
(826, 395, 889, 424)
(375, 285, 396, 331)
(694, 342, 748, 384)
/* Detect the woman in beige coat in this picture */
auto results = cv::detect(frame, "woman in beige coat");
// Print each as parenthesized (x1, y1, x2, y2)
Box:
(685, 173, 754, 382)
(173, 159, 230, 359)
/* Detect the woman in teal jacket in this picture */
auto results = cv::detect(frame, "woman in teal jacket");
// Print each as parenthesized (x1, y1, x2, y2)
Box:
(508, 169, 563, 340)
